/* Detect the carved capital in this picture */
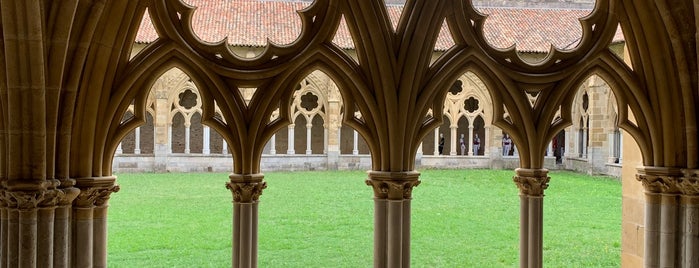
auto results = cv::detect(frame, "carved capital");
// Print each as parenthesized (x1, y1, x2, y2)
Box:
(636, 167, 683, 194)
(513, 168, 550, 196)
(227, 173, 266, 203)
(2, 189, 65, 210)
(678, 169, 699, 195)
(75, 185, 121, 208)
(366, 171, 421, 200)
(74, 176, 121, 208)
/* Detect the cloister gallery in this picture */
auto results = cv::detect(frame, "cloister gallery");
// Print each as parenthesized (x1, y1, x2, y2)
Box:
(0, 0, 697, 267)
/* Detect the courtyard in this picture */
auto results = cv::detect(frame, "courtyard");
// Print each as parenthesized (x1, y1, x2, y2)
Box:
(108, 169, 620, 267)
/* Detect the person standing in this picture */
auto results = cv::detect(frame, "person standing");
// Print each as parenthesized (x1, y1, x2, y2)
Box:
(438, 133, 445, 155)
(473, 134, 480, 155)
(502, 133, 512, 156)
(460, 134, 466, 155)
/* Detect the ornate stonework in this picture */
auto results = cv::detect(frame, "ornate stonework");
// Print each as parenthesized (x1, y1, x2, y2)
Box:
(636, 169, 699, 195)
(513, 168, 550, 196)
(74, 185, 122, 208)
(366, 171, 421, 200)
(227, 174, 267, 203)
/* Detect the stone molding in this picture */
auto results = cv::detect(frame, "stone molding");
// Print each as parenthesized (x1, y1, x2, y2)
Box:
(366, 171, 421, 200)
(513, 168, 550, 196)
(227, 173, 267, 203)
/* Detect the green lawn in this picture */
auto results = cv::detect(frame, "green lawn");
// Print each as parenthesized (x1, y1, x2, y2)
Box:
(107, 169, 621, 267)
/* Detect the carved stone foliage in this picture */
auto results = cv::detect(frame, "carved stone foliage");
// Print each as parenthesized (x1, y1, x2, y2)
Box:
(513, 168, 550, 196)
(74, 185, 122, 208)
(513, 176, 551, 196)
(366, 171, 421, 200)
(1, 190, 64, 210)
(636, 169, 699, 195)
(226, 181, 267, 203)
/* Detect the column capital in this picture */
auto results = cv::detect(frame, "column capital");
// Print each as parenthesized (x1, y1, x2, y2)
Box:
(366, 171, 421, 200)
(678, 169, 699, 195)
(74, 176, 121, 208)
(227, 173, 266, 203)
(1, 179, 80, 209)
(636, 166, 684, 194)
(513, 168, 550, 196)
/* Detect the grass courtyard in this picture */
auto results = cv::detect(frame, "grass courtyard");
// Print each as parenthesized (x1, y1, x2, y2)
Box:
(107, 169, 621, 267)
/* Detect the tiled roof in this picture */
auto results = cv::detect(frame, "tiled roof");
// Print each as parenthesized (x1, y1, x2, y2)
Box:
(135, 1, 625, 53)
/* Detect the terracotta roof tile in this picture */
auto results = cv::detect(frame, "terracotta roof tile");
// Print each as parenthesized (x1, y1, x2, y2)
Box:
(135, 1, 625, 53)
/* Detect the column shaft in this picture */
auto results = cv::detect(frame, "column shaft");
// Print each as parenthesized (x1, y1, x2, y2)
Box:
(513, 168, 549, 268)
(37, 208, 55, 268)
(367, 171, 420, 268)
(73, 207, 94, 268)
(467, 126, 473, 156)
(19, 209, 38, 268)
(682, 196, 699, 267)
(227, 174, 266, 268)
(270, 134, 276, 155)
(185, 126, 191, 154)
(93, 206, 110, 267)
(659, 194, 678, 267)
(287, 125, 295, 154)
(0, 208, 6, 268)
(433, 129, 439, 156)
(306, 124, 312, 154)
(203, 126, 211, 154)
(54, 205, 71, 268)
(373, 199, 387, 268)
(134, 127, 141, 154)
(353, 130, 359, 155)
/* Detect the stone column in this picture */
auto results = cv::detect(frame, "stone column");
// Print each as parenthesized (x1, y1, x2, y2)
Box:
(184, 124, 191, 154)
(484, 126, 490, 156)
(353, 130, 359, 155)
(223, 139, 228, 155)
(306, 123, 313, 155)
(167, 124, 173, 154)
(287, 125, 295, 154)
(116, 142, 123, 154)
(450, 126, 457, 156)
(366, 171, 420, 268)
(547, 142, 553, 157)
(433, 128, 439, 156)
(607, 132, 616, 163)
(203, 126, 211, 155)
(73, 176, 120, 268)
(513, 168, 550, 268)
(0, 180, 77, 268)
(467, 126, 474, 156)
(270, 134, 276, 155)
(54, 180, 80, 268)
(226, 174, 267, 268)
(680, 169, 699, 267)
(582, 127, 588, 158)
(636, 167, 699, 267)
(134, 127, 141, 154)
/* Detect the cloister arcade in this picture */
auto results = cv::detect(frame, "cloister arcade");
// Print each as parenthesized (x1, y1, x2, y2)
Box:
(0, 0, 696, 267)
